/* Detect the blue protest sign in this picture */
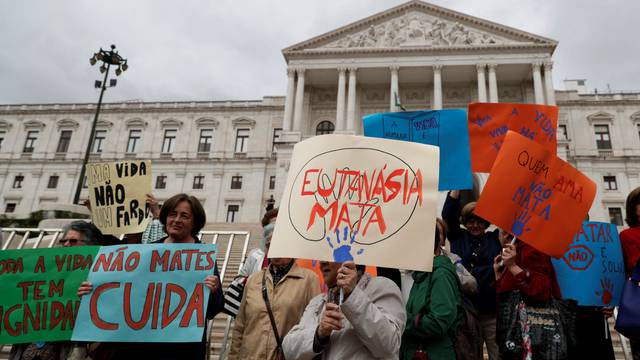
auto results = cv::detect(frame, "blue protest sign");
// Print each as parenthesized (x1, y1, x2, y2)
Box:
(72, 243, 217, 342)
(363, 110, 472, 190)
(551, 221, 625, 307)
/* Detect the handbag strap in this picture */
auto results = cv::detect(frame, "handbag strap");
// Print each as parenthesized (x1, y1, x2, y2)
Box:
(262, 270, 283, 348)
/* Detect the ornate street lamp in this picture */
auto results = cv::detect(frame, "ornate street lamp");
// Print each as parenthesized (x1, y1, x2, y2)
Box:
(73, 45, 129, 204)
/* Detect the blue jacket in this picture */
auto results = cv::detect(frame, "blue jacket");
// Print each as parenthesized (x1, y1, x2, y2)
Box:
(442, 194, 501, 315)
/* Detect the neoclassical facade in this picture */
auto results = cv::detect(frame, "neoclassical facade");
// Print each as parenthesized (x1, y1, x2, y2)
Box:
(0, 0, 638, 228)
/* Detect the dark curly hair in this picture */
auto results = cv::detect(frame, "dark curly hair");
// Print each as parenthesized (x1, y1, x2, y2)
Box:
(625, 186, 640, 227)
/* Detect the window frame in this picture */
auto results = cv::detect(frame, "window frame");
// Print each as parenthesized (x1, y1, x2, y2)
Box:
(47, 175, 59, 189)
(603, 176, 618, 191)
(230, 175, 243, 190)
(126, 129, 142, 153)
(12, 175, 24, 189)
(56, 130, 72, 153)
(269, 175, 276, 190)
(192, 175, 205, 190)
(92, 129, 107, 153)
(198, 128, 214, 153)
(316, 121, 335, 136)
(23, 130, 39, 153)
(162, 129, 177, 153)
(226, 204, 240, 223)
(155, 175, 167, 190)
(234, 128, 250, 153)
(594, 124, 612, 150)
(272, 128, 283, 153)
(5, 203, 16, 213)
(608, 207, 623, 226)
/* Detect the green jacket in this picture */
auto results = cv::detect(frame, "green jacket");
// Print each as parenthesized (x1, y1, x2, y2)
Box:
(400, 255, 463, 360)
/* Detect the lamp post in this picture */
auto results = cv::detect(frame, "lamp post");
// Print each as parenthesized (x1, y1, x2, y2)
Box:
(73, 45, 129, 204)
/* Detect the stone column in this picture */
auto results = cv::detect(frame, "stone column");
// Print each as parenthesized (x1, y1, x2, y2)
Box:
(433, 65, 442, 110)
(543, 62, 556, 105)
(346, 67, 357, 131)
(532, 62, 544, 105)
(476, 64, 487, 102)
(488, 63, 498, 103)
(292, 67, 305, 132)
(335, 67, 347, 131)
(390, 65, 399, 112)
(282, 68, 296, 131)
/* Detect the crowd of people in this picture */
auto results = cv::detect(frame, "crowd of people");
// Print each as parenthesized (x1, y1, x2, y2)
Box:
(7, 185, 640, 360)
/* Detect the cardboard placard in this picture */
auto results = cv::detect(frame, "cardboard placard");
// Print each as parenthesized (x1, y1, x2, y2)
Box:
(269, 135, 439, 272)
(551, 222, 625, 306)
(87, 160, 152, 235)
(468, 103, 558, 172)
(363, 110, 472, 190)
(72, 244, 217, 342)
(475, 131, 596, 258)
(0, 247, 99, 343)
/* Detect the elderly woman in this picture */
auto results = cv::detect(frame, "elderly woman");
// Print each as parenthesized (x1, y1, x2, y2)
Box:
(78, 193, 224, 360)
(228, 228, 320, 360)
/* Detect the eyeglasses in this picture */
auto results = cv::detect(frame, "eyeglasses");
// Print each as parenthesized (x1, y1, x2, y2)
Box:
(59, 238, 85, 245)
(167, 212, 192, 221)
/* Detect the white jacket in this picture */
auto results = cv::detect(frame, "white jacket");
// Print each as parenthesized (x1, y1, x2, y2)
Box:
(282, 273, 406, 360)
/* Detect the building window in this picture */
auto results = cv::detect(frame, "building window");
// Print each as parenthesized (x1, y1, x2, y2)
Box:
(594, 125, 612, 150)
(226, 205, 239, 223)
(609, 207, 623, 226)
(5, 203, 16, 213)
(23, 130, 38, 153)
(272, 128, 282, 153)
(92, 130, 106, 153)
(82, 176, 88, 188)
(198, 129, 214, 153)
(155, 175, 167, 189)
(316, 121, 335, 135)
(603, 176, 618, 191)
(56, 130, 72, 153)
(193, 175, 205, 190)
(12, 175, 24, 189)
(47, 175, 59, 189)
(558, 125, 568, 140)
(235, 129, 249, 153)
(637, 124, 640, 142)
(0, 130, 6, 151)
(126, 129, 141, 153)
(269, 175, 276, 190)
(162, 129, 177, 153)
(231, 176, 243, 190)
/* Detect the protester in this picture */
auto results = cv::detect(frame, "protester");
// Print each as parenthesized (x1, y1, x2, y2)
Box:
(228, 250, 319, 359)
(282, 260, 405, 359)
(400, 219, 462, 360)
(442, 190, 501, 360)
(493, 230, 563, 360)
(77, 193, 224, 360)
(141, 193, 166, 244)
(10, 221, 104, 360)
(620, 186, 640, 359)
(238, 209, 277, 277)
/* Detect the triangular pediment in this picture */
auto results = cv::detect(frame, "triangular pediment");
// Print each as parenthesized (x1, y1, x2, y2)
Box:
(283, 0, 557, 56)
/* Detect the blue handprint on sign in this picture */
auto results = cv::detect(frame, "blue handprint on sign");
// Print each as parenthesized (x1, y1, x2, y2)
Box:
(511, 208, 532, 237)
(325, 226, 364, 262)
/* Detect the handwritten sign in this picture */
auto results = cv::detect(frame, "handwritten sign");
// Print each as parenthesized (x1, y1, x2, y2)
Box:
(269, 135, 439, 272)
(87, 160, 152, 235)
(551, 222, 625, 306)
(475, 131, 596, 258)
(468, 103, 558, 172)
(363, 110, 472, 190)
(0, 247, 98, 343)
(72, 244, 217, 342)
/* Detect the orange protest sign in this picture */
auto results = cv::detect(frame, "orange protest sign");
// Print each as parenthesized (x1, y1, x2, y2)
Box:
(475, 131, 596, 258)
(468, 103, 558, 172)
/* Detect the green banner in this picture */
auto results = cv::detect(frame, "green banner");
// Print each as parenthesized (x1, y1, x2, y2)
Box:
(0, 247, 99, 344)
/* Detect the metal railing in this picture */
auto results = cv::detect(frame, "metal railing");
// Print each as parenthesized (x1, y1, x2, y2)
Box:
(0, 227, 252, 360)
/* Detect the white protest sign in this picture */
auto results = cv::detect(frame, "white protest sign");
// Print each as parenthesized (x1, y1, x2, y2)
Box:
(87, 160, 152, 235)
(269, 135, 439, 272)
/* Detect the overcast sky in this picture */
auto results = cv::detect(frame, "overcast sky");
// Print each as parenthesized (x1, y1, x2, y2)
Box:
(0, 0, 638, 104)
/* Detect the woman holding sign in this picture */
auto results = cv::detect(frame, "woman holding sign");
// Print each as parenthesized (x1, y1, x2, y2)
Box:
(78, 193, 224, 360)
